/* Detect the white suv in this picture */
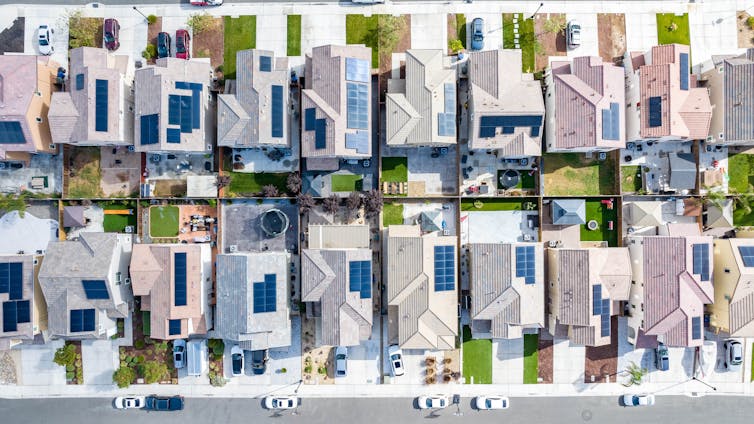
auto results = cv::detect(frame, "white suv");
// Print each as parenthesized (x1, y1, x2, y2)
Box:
(37, 25, 54, 55)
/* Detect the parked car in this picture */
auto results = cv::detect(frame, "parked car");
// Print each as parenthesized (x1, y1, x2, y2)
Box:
(9, 162, 23, 170)
(231, 345, 244, 377)
(417, 395, 448, 410)
(172, 339, 186, 369)
(175, 29, 191, 60)
(724, 339, 743, 370)
(251, 349, 268, 375)
(144, 395, 184, 411)
(567, 20, 581, 48)
(621, 394, 655, 407)
(103, 18, 120, 51)
(114, 396, 145, 410)
(190, 0, 223, 5)
(471, 18, 484, 51)
(474, 395, 509, 410)
(264, 396, 298, 410)
(335, 346, 348, 377)
(157, 32, 171, 58)
(388, 344, 404, 377)
(655, 342, 669, 371)
(37, 25, 54, 55)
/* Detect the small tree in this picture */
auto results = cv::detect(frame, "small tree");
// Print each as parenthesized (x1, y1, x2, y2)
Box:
(142, 44, 157, 60)
(262, 184, 279, 197)
(297, 193, 315, 214)
(187, 12, 215, 34)
(543, 16, 567, 34)
(147, 15, 157, 25)
(748, 16, 754, 30)
(364, 189, 384, 217)
(286, 172, 302, 194)
(141, 361, 169, 384)
(65, 10, 100, 49)
(622, 361, 648, 387)
(346, 191, 362, 217)
(112, 366, 135, 388)
(448, 39, 464, 53)
(323, 194, 340, 215)
(53, 343, 76, 367)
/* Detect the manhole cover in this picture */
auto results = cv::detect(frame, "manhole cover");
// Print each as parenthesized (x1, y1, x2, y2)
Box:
(581, 410, 592, 421)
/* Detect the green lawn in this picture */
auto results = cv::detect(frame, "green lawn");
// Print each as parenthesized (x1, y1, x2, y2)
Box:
(228, 172, 288, 196)
(621, 165, 642, 194)
(331, 174, 363, 192)
(224, 16, 257, 79)
(456, 14, 466, 48)
(734, 205, 754, 227)
(149, 206, 179, 238)
(502, 14, 535, 72)
(580, 199, 619, 247)
(462, 326, 492, 384)
(102, 203, 137, 233)
(287, 15, 301, 56)
(345, 15, 380, 68)
(520, 170, 536, 190)
(142, 311, 151, 336)
(523, 334, 538, 384)
(728, 153, 754, 194)
(382, 202, 404, 227)
(381, 157, 408, 182)
(503, 14, 515, 48)
(543, 153, 616, 196)
(461, 198, 538, 212)
(656, 13, 690, 46)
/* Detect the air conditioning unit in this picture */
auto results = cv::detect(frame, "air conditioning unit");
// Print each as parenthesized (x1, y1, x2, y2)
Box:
(33, 258, 39, 265)
(125, 277, 131, 285)
(442, 230, 450, 236)
(49, 144, 56, 150)
(128, 145, 135, 152)
(719, 133, 725, 141)
(206, 144, 213, 151)
(229, 245, 238, 253)
(706, 136, 714, 143)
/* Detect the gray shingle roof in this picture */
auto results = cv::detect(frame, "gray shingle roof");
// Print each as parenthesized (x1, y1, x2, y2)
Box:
(722, 49, 754, 143)
(668, 152, 697, 190)
(551, 199, 586, 225)
(0, 255, 37, 345)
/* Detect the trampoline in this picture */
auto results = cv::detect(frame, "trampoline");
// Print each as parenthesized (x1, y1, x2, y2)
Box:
(260, 209, 289, 238)
(499, 170, 520, 189)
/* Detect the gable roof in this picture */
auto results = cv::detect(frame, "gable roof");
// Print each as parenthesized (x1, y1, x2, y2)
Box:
(720, 49, 754, 143)
(719, 238, 754, 335)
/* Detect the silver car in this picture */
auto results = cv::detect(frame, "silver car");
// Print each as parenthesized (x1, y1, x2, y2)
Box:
(567, 20, 581, 48)
(724, 339, 743, 370)
(173, 339, 187, 369)
(335, 346, 348, 377)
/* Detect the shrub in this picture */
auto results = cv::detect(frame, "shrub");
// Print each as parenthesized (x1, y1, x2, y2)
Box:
(142, 44, 157, 60)
(747, 16, 754, 29)
(136, 355, 145, 364)
(134, 339, 145, 349)
(53, 344, 76, 367)
(141, 361, 169, 384)
(280, 368, 287, 373)
(147, 14, 157, 25)
(208, 339, 224, 358)
(317, 367, 326, 375)
(66, 371, 75, 380)
(66, 10, 99, 49)
(448, 39, 464, 53)
(113, 366, 135, 388)
(66, 364, 74, 372)
(209, 372, 227, 387)
(304, 365, 312, 373)
(187, 12, 215, 34)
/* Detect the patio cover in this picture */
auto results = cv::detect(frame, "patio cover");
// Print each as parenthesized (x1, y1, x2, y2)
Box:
(551, 199, 586, 225)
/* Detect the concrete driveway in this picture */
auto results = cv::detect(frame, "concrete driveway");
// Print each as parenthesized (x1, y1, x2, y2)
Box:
(565, 13, 598, 58)
(464, 13, 503, 51)
(256, 13, 287, 57)
(81, 340, 118, 385)
(625, 11, 658, 52)
(411, 14, 446, 50)
(24, 15, 69, 68)
(301, 13, 344, 56)
(18, 339, 66, 386)
(337, 313, 381, 385)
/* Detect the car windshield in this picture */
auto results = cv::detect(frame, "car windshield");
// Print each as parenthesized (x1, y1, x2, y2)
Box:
(39, 39, 48, 46)
(390, 354, 400, 361)
(485, 399, 492, 408)
(175, 353, 182, 361)
(632, 397, 640, 406)
(425, 399, 432, 408)
(176, 39, 185, 52)
(105, 33, 114, 42)
(336, 354, 346, 360)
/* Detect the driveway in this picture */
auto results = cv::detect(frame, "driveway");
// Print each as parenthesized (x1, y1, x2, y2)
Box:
(465, 13, 503, 51)
(81, 340, 118, 385)
(18, 340, 66, 386)
(624, 11, 658, 52)
(565, 13, 599, 58)
(411, 14, 446, 50)
(301, 13, 344, 56)
(255, 13, 287, 57)
(24, 14, 69, 68)
(337, 313, 381, 385)
(492, 338, 524, 384)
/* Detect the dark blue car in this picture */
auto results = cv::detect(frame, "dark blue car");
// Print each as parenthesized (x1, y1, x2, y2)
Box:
(157, 32, 171, 58)
(144, 395, 184, 411)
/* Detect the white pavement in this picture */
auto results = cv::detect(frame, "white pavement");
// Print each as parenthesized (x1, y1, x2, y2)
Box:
(565, 12, 598, 58)
(552, 338, 585, 385)
(18, 339, 65, 386)
(492, 338, 523, 384)
(255, 13, 287, 57)
(81, 340, 118, 386)
(410, 14, 446, 51)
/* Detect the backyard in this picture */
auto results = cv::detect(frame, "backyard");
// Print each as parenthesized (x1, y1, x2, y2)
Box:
(543, 153, 616, 196)
(462, 326, 492, 384)
(223, 16, 257, 79)
(656, 13, 690, 46)
(102, 203, 137, 233)
(580, 198, 619, 247)
(228, 172, 288, 196)
(461, 198, 538, 212)
(381, 157, 408, 182)
(523, 333, 538, 384)
(498, 169, 536, 191)
(287, 15, 301, 56)
(621, 165, 642, 194)
(66, 147, 103, 198)
(728, 153, 754, 194)
(331, 174, 363, 192)
(382, 202, 404, 227)
(149, 205, 180, 238)
(346, 14, 380, 68)
(503, 13, 536, 72)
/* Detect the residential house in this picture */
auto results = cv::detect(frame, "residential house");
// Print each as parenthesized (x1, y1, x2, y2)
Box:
(38, 233, 132, 340)
(217, 49, 289, 149)
(386, 49, 456, 147)
(129, 244, 212, 340)
(385, 225, 457, 350)
(709, 238, 754, 336)
(623, 200, 663, 228)
(214, 252, 291, 350)
(626, 223, 713, 347)
(468, 49, 545, 156)
(550, 198, 586, 225)
(133, 58, 212, 153)
(0, 254, 44, 350)
(624, 44, 712, 142)
(547, 247, 631, 346)
(702, 48, 754, 145)
(468, 242, 544, 339)
(48, 47, 134, 146)
(0, 55, 59, 160)
(302, 45, 372, 160)
(301, 224, 373, 346)
(544, 56, 625, 152)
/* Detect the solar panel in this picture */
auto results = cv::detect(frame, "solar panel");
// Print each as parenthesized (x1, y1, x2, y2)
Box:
(271, 85, 284, 138)
(3, 301, 16, 332)
(345, 131, 369, 154)
(739, 246, 754, 267)
(348, 261, 372, 299)
(75, 73, 85, 91)
(648, 96, 662, 128)
(70, 309, 95, 333)
(437, 113, 456, 137)
(692, 243, 710, 282)
(679, 53, 689, 91)
(304, 108, 316, 131)
(166, 128, 181, 144)
(15, 300, 29, 324)
(444, 83, 455, 114)
(8, 262, 22, 300)
(259, 55, 272, 72)
(601, 102, 621, 141)
(191, 86, 201, 129)
(253, 274, 277, 313)
(82, 280, 109, 300)
(345, 58, 370, 83)
(515, 246, 536, 284)
(314, 119, 327, 149)
(168, 319, 181, 335)
(602, 299, 610, 315)
(478, 115, 543, 139)
(95, 79, 108, 132)
(174, 253, 187, 307)
(0, 121, 26, 144)
(0, 263, 7, 294)
(168, 95, 181, 125)
(140, 114, 159, 145)
(691, 316, 701, 339)
(601, 315, 610, 337)
(434, 245, 455, 292)
(346, 82, 369, 130)
(531, 126, 540, 137)
(174, 81, 202, 130)
(592, 284, 602, 315)
(180, 95, 193, 133)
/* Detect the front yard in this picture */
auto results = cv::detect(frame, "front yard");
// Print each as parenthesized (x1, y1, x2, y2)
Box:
(543, 153, 617, 196)
(503, 13, 536, 73)
(149, 205, 179, 238)
(223, 16, 257, 79)
(656, 13, 690, 46)
(523, 333, 539, 384)
(287, 15, 302, 56)
(346, 14, 380, 68)
(580, 198, 619, 247)
(462, 326, 492, 384)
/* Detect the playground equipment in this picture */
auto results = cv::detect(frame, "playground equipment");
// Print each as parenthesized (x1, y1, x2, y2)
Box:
(104, 209, 134, 215)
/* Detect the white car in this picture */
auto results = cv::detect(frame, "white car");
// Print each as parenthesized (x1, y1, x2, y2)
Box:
(114, 396, 146, 409)
(190, 0, 223, 5)
(724, 339, 743, 371)
(622, 394, 655, 407)
(335, 346, 348, 377)
(264, 396, 298, 410)
(37, 25, 54, 55)
(417, 395, 448, 410)
(475, 395, 509, 410)
(388, 344, 404, 377)
(567, 20, 581, 48)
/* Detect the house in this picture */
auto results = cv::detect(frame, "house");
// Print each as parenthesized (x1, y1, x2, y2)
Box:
(48, 47, 134, 146)
(302, 45, 372, 160)
(385, 225, 457, 350)
(0, 55, 59, 160)
(468, 49, 545, 156)
(468, 242, 544, 339)
(626, 224, 713, 347)
(38, 233, 132, 340)
(214, 252, 291, 350)
(133, 58, 212, 153)
(386, 49, 456, 147)
(704, 199, 734, 229)
(544, 56, 625, 152)
(217, 49, 289, 149)
(709, 238, 754, 336)
(0, 254, 44, 349)
(547, 247, 631, 346)
(700, 48, 754, 145)
(624, 44, 712, 142)
(129, 244, 212, 340)
(550, 198, 586, 225)
(623, 200, 663, 228)
(301, 224, 373, 346)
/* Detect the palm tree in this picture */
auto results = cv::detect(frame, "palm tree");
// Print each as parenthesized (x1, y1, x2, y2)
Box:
(622, 361, 648, 387)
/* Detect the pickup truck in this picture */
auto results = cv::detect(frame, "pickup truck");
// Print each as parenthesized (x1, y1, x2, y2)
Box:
(144, 395, 184, 411)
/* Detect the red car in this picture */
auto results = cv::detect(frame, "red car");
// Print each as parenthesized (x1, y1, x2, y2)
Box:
(103, 18, 120, 51)
(175, 29, 191, 60)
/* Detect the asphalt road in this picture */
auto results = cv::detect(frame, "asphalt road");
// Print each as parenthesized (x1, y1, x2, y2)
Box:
(1, 396, 754, 424)
(0, 0, 684, 4)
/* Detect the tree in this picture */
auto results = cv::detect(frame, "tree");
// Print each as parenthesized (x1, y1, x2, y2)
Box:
(141, 361, 168, 384)
(147, 15, 157, 25)
(323, 194, 340, 215)
(297, 193, 315, 214)
(622, 361, 648, 387)
(262, 184, 279, 197)
(346, 191, 362, 217)
(65, 10, 100, 49)
(543, 16, 567, 34)
(112, 366, 135, 388)
(186, 12, 215, 34)
(364, 15, 406, 54)
(54, 343, 76, 367)
(364, 189, 384, 217)
(704, 189, 727, 210)
(142, 44, 157, 60)
(216, 175, 230, 189)
(448, 39, 464, 53)
(286, 172, 302, 194)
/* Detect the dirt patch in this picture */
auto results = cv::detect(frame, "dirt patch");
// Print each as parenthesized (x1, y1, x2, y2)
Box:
(193, 17, 224, 72)
(534, 14, 567, 71)
(0, 18, 24, 54)
(738, 12, 754, 48)
(378, 15, 411, 102)
(597, 14, 627, 65)
(119, 301, 178, 385)
(177, 204, 217, 244)
(66, 146, 104, 198)
(301, 314, 334, 385)
(153, 179, 187, 197)
(537, 336, 553, 384)
(100, 147, 141, 197)
(147, 18, 162, 51)
(583, 316, 618, 383)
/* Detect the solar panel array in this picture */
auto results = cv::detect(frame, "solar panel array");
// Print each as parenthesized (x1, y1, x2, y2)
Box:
(95, 79, 108, 132)
(174, 252, 187, 307)
(253, 274, 277, 313)
(346, 82, 369, 130)
(515, 246, 536, 284)
(259, 55, 272, 72)
(648, 96, 662, 128)
(168, 94, 194, 133)
(438, 83, 456, 137)
(174, 81, 203, 132)
(345, 58, 370, 83)
(692, 243, 710, 282)
(348, 260, 371, 299)
(434, 245, 455, 292)
(0, 121, 26, 144)
(2, 300, 30, 332)
(168, 319, 182, 335)
(75, 73, 85, 91)
(271, 85, 284, 138)
(691, 316, 701, 340)
(140, 114, 159, 145)
(70, 308, 95, 333)
(601, 102, 621, 141)
(82, 280, 109, 300)
(478, 115, 543, 139)
(592, 284, 611, 338)
(739, 246, 754, 267)
(679, 53, 689, 91)
(304, 108, 316, 131)
(314, 118, 327, 149)
(0, 262, 23, 300)
(345, 131, 369, 154)
(166, 128, 181, 144)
